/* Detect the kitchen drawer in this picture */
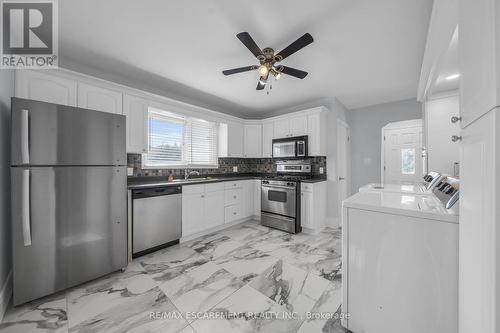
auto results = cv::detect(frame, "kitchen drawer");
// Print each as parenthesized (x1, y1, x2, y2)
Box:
(301, 183, 313, 192)
(224, 181, 243, 190)
(182, 184, 205, 195)
(205, 182, 225, 192)
(225, 188, 243, 206)
(225, 204, 242, 223)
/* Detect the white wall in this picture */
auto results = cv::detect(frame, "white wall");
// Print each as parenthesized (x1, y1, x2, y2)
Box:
(349, 99, 423, 193)
(0, 69, 14, 319)
(425, 91, 460, 176)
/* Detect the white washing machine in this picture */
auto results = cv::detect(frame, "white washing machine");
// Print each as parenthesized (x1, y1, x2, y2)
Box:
(359, 171, 444, 195)
(341, 177, 459, 333)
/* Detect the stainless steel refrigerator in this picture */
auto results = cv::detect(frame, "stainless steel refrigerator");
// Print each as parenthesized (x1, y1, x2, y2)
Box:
(10, 98, 127, 305)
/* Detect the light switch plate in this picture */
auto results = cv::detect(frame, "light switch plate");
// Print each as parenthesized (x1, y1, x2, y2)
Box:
(319, 167, 324, 174)
(233, 166, 238, 172)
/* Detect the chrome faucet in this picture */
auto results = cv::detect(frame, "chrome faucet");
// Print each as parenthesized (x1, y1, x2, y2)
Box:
(184, 169, 200, 180)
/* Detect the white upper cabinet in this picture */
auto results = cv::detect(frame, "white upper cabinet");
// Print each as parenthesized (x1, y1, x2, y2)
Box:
(77, 82, 123, 114)
(262, 122, 274, 158)
(289, 115, 308, 136)
(227, 121, 244, 157)
(123, 94, 148, 154)
(15, 70, 77, 106)
(273, 119, 290, 138)
(459, 0, 500, 127)
(243, 124, 262, 157)
(307, 111, 327, 156)
(273, 114, 308, 138)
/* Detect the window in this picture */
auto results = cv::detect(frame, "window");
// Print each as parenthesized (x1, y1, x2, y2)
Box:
(401, 148, 415, 174)
(143, 108, 219, 168)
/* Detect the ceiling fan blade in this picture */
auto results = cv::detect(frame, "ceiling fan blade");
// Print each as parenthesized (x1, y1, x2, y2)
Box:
(256, 76, 267, 90)
(275, 33, 314, 61)
(279, 66, 309, 79)
(222, 65, 258, 75)
(237, 32, 263, 58)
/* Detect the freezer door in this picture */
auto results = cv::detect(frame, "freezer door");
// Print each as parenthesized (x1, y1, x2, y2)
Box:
(11, 166, 127, 305)
(11, 98, 125, 166)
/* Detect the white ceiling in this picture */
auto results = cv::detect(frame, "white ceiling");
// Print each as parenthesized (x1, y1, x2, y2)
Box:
(59, 0, 433, 118)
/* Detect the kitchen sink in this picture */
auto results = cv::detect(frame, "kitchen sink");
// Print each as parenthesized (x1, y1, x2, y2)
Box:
(171, 177, 218, 182)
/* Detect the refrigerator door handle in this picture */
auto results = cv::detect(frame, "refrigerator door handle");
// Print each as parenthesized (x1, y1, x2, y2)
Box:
(21, 169, 32, 246)
(20, 109, 30, 164)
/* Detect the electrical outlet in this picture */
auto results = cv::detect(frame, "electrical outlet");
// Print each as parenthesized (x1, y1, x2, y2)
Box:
(233, 166, 238, 172)
(319, 167, 324, 174)
(127, 167, 134, 176)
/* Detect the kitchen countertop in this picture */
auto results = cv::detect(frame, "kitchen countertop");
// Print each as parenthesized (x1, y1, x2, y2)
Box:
(300, 178, 328, 183)
(127, 175, 261, 190)
(127, 174, 327, 189)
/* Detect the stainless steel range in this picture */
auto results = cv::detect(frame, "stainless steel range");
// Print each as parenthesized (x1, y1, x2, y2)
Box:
(261, 161, 312, 233)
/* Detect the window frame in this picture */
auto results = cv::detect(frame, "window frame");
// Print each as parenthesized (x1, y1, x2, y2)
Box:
(142, 107, 219, 169)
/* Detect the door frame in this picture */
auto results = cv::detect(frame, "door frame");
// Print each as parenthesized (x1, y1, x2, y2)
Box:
(381, 119, 423, 183)
(337, 119, 351, 221)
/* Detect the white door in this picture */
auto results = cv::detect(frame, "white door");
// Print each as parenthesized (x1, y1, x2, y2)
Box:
(243, 124, 262, 157)
(77, 82, 123, 114)
(300, 186, 314, 229)
(181, 193, 205, 236)
(262, 122, 274, 157)
(337, 121, 350, 218)
(383, 123, 423, 184)
(123, 94, 148, 154)
(458, 110, 497, 333)
(274, 119, 290, 138)
(15, 70, 77, 106)
(227, 121, 244, 157)
(289, 115, 307, 136)
(204, 191, 225, 230)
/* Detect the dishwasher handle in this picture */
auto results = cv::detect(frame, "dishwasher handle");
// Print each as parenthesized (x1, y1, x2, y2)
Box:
(133, 186, 182, 199)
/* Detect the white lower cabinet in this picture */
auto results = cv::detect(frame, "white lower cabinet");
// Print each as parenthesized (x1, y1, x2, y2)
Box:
(182, 183, 225, 237)
(253, 179, 261, 217)
(182, 180, 256, 237)
(204, 190, 225, 229)
(300, 182, 327, 232)
(458, 107, 499, 333)
(182, 192, 206, 236)
(224, 180, 250, 223)
(225, 204, 243, 224)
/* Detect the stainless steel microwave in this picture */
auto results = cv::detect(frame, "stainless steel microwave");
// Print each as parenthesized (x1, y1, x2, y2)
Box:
(272, 136, 308, 158)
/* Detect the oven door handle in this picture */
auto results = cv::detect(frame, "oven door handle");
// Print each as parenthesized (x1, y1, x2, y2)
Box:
(262, 185, 296, 191)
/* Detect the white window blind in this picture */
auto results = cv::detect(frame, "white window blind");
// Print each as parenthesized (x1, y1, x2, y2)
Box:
(186, 118, 219, 167)
(143, 108, 219, 168)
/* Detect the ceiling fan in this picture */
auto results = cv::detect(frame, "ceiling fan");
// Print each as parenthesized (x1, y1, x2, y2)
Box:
(222, 32, 314, 90)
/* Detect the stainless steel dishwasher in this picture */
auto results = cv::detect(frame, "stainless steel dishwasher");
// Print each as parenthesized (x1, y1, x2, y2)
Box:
(132, 186, 182, 257)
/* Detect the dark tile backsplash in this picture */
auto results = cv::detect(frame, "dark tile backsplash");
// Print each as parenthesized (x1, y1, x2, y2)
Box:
(127, 153, 326, 179)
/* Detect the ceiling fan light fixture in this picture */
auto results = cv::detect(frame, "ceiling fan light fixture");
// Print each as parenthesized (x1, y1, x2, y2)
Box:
(259, 65, 269, 76)
(275, 72, 282, 80)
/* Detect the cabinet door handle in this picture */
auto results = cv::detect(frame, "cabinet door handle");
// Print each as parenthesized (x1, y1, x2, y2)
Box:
(233, 195, 237, 199)
(451, 135, 462, 142)
(451, 116, 462, 123)
(201, 194, 205, 198)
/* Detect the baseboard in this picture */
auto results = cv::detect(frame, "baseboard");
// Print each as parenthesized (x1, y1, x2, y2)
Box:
(0, 270, 12, 323)
(180, 217, 255, 243)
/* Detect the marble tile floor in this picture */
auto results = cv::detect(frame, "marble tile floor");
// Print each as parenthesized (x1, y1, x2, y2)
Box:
(0, 220, 349, 333)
